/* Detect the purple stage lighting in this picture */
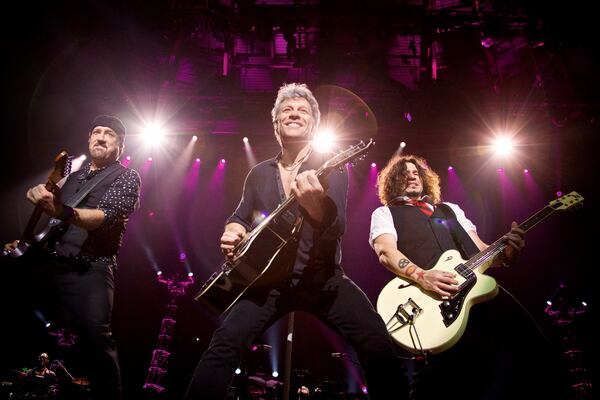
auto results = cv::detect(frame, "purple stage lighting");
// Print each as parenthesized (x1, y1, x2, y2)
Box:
(371, 162, 376, 168)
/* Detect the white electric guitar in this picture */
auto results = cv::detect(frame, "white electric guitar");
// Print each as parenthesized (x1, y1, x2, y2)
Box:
(376, 191, 583, 355)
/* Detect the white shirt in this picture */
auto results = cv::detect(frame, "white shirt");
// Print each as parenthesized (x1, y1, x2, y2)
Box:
(369, 202, 476, 249)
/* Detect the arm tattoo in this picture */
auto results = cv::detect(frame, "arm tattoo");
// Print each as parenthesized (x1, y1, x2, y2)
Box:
(398, 258, 410, 269)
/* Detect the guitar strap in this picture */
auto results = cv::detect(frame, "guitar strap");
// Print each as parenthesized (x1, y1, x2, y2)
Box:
(435, 203, 480, 259)
(63, 162, 125, 208)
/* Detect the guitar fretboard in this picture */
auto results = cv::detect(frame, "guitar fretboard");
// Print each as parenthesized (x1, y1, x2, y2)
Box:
(464, 204, 557, 272)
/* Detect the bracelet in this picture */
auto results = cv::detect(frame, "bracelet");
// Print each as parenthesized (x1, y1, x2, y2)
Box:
(59, 205, 75, 222)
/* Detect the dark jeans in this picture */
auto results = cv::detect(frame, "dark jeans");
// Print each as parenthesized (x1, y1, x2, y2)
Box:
(15, 257, 122, 400)
(184, 269, 409, 400)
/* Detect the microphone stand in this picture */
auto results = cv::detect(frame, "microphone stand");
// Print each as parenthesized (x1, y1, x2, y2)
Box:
(282, 312, 295, 400)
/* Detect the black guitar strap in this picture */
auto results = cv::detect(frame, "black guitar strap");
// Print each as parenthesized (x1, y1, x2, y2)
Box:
(63, 162, 125, 208)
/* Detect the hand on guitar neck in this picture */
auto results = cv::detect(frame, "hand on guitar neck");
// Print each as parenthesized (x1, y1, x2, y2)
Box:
(2, 151, 72, 258)
(26, 184, 65, 220)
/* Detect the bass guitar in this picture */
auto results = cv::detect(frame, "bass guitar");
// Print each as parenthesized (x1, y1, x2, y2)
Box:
(196, 139, 374, 316)
(3, 151, 72, 258)
(376, 191, 583, 354)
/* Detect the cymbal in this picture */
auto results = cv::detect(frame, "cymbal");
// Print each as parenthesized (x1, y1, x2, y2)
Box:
(72, 377, 90, 386)
(248, 375, 282, 388)
(8, 369, 26, 376)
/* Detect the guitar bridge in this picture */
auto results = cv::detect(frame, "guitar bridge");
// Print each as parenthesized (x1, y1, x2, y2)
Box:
(385, 298, 423, 334)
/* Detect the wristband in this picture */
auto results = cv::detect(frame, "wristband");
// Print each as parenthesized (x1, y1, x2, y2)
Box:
(59, 205, 75, 221)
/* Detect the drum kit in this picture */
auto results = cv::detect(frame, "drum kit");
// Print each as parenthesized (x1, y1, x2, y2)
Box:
(228, 345, 360, 400)
(3, 362, 90, 400)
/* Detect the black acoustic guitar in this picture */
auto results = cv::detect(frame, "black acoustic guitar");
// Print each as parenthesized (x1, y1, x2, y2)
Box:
(3, 151, 72, 258)
(196, 139, 374, 315)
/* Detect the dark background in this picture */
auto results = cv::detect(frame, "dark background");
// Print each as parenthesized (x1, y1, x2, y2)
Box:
(1, 1, 595, 399)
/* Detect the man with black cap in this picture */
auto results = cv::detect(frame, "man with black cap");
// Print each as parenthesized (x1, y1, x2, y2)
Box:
(4, 115, 140, 400)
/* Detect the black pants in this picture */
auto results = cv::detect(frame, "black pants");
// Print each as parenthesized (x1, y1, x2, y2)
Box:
(184, 269, 409, 400)
(8, 257, 122, 400)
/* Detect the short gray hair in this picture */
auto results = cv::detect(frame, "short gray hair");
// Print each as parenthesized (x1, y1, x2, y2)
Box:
(271, 83, 320, 136)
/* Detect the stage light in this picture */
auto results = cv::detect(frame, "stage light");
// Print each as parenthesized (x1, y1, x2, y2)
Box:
(272, 371, 279, 378)
(492, 137, 514, 156)
(142, 124, 166, 145)
(448, 166, 453, 171)
(524, 169, 529, 174)
(148, 157, 153, 162)
(371, 162, 377, 168)
(70, 154, 88, 171)
(361, 386, 368, 394)
(400, 141, 406, 148)
(312, 129, 335, 153)
(195, 158, 200, 163)
(195, 337, 200, 342)
(556, 191, 562, 197)
(220, 159, 226, 164)
(235, 368, 241, 375)
(243, 137, 249, 143)
(179, 252, 187, 261)
(156, 270, 163, 276)
(188, 272, 194, 277)
(126, 156, 131, 161)
(192, 135, 198, 141)
(498, 167, 504, 173)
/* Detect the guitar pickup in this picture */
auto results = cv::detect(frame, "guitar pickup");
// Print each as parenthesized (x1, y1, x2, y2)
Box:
(386, 298, 423, 333)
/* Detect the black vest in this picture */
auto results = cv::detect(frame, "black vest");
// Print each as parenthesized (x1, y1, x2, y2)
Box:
(389, 203, 479, 269)
(53, 163, 127, 263)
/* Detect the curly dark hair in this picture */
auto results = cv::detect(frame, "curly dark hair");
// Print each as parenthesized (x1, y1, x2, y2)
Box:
(376, 154, 442, 205)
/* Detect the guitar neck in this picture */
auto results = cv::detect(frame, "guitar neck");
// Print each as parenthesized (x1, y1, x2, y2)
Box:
(21, 179, 60, 243)
(465, 204, 557, 272)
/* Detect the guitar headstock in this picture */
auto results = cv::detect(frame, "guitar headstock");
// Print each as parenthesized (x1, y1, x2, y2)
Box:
(549, 191, 584, 211)
(322, 139, 375, 172)
(47, 151, 72, 189)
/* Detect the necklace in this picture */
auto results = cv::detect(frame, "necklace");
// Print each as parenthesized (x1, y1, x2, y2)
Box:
(278, 148, 312, 172)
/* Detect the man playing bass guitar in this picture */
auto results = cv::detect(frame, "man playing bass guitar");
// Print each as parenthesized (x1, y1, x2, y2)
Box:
(3, 115, 140, 400)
